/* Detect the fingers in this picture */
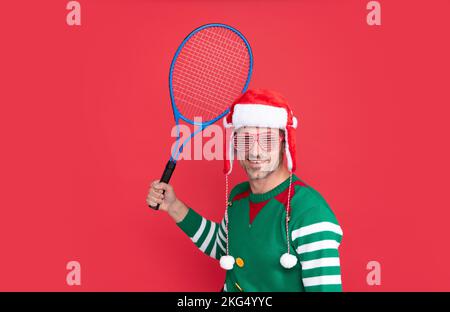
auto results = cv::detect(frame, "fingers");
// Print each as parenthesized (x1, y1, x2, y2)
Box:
(151, 189, 164, 199)
(148, 180, 172, 208)
(150, 187, 163, 197)
(149, 180, 164, 194)
(151, 180, 160, 187)
(151, 180, 172, 192)
(147, 196, 156, 207)
(147, 193, 165, 207)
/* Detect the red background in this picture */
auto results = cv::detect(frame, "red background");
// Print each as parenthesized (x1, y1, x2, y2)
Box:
(1, 0, 449, 291)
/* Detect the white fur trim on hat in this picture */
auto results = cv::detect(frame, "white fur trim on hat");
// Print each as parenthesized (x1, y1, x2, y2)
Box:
(220, 255, 235, 270)
(232, 104, 288, 130)
(280, 253, 298, 269)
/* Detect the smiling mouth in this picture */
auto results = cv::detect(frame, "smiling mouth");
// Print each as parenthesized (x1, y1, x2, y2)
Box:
(247, 159, 269, 165)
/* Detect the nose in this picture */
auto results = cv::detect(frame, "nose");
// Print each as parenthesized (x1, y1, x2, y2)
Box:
(248, 137, 261, 160)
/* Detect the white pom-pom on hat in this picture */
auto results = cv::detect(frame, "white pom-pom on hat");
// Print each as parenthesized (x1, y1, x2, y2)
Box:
(220, 255, 235, 270)
(280, 253, 298, 269)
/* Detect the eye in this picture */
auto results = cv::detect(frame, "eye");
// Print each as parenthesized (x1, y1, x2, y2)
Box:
(234, 132, 253, 151)
(260, 133, 278, 150)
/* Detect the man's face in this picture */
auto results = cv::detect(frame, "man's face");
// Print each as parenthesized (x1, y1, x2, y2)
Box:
(235, 127, 284, 180)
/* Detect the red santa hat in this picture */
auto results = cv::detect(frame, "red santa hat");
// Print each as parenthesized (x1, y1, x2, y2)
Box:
(223, 89, 298, 174)
(220, 89, 300, 271)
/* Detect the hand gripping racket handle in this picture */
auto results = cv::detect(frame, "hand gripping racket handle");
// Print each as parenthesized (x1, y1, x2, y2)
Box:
(150, 160, 176, 210)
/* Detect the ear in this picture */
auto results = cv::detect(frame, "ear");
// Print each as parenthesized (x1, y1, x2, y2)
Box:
(279, 141, 286, 161)
(281, 138, 286, 150)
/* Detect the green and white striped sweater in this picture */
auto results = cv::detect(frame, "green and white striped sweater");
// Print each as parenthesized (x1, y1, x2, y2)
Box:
(176, 174, 343, 292)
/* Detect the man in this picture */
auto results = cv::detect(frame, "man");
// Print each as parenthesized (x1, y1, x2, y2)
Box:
(147, 89, 343, 292)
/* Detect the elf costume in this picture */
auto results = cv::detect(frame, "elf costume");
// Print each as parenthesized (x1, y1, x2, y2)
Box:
(176, 89, 343, 292)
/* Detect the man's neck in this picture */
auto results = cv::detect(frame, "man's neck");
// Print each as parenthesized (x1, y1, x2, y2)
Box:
(248, 165, 290, 194)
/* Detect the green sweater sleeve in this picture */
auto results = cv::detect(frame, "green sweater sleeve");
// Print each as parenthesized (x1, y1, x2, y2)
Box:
(290, 190, 344, 292)
(176, 207, 227, 261)
(175, 182, 248, 261)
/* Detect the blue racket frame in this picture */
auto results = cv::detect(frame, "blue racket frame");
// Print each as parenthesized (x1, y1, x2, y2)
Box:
(168, 23, 253, 162)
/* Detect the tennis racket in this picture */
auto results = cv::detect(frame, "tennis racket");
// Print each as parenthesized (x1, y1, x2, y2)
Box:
(150, 23, 253, 210)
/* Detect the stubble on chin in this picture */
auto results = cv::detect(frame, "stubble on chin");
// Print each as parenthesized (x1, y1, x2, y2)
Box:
(247, 168, 271, 180)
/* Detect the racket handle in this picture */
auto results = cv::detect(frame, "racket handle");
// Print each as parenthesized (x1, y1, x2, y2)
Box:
(150, 159, 176, 210)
